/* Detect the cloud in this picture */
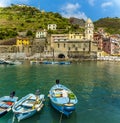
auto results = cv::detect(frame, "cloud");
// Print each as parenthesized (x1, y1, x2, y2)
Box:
(64, 3, 80, 12)
(61, 3, 87, 20)
(0, 0, 29, 7)
(112, 0, 120, 5)
(0, 1, 10, 7)
(88, 0, 95, 6)
(101, 2, 113, 8)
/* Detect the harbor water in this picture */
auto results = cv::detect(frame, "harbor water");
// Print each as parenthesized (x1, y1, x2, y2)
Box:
(0, 61, 120, 123)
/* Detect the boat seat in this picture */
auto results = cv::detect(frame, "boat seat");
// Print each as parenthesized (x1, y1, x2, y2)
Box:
(22, 103, 33, 108)
(0, 103, 10, 108)
(0, 107, 6, 111)
(22, 98, 41, 108)
(55, 89, 63, 91)
(22, 100, 35, 107)
(53, 97, 69, 104)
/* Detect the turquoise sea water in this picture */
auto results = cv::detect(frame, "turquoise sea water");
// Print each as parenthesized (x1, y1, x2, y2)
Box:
(0, 61, 120, 123)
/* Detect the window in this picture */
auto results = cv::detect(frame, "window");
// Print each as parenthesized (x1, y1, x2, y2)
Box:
(64, 43, 66, 48)
(58, 43, 60, 48)
(72, 44, 75, 48)
(75, 47, 78, 51)
(68, 47, 70, 51)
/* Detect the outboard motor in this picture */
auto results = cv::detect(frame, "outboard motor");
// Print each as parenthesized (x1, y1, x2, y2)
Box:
(56, 79, 60, 84)
(35, 89, 40, 96)
(10, 91, 15, 98)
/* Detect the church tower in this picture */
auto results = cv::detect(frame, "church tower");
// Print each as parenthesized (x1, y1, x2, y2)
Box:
(85, 18, 94, 41)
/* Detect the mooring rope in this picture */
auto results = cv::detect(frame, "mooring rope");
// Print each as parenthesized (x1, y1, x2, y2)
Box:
(59, 113, 63, 123)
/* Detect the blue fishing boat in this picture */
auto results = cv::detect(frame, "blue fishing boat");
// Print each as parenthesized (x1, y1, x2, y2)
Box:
(0, 91, 18, 118)
(48, 80, 78, 116)
(12, 90, 45, 122)
(42, 61, 71, 65)
(58, 61, 71, 65)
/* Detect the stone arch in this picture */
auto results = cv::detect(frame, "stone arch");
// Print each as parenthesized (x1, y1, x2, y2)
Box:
(58, 54, 65, 58)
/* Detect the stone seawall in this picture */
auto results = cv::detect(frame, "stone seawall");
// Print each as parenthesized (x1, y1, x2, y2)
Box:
(0, 53, 26, 59)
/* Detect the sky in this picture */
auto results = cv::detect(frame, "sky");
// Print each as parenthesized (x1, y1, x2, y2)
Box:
(0, 0, 120, 21)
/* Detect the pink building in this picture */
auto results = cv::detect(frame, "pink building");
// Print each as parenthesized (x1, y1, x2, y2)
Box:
(103, 35, 120, 55)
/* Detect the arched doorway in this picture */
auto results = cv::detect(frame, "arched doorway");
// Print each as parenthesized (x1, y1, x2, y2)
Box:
(58, 54, 65, 58)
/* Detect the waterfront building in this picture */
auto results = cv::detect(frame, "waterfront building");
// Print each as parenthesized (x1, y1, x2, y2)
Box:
(16, 37, 32, 54)
(46, 18, 97, 59)
(32, 30, 47, 55)
(49, 34, 69, 58)
(102, 35, 120, 56)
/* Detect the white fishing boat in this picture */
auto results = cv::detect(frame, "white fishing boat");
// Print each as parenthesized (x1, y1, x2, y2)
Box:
(5, 60, 22, 65)
(0, 59, 6, 64)
(12, 91, 45, 122)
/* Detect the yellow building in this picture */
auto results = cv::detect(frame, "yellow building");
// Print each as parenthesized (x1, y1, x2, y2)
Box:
(49, 33, 91, 59)
(68, 32, 84, 40)
(16, 37, 30, 46)
(16, 37, 31, 54)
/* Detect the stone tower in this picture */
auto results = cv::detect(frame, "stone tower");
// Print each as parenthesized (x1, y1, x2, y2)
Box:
(85, 18, 94, 41)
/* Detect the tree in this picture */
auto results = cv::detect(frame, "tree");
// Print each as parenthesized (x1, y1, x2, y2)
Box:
(26, 30, 33, 36)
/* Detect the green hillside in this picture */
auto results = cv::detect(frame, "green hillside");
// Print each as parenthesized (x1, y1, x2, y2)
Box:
(0, 4, 71, 39)
(94, 17, 120, 34)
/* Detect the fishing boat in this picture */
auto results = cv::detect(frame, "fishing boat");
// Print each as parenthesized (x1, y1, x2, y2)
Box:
(4, 60, 22, 65)
(12, 90, 45, 122)
(58, 61, 71, 65)
(0, 59, 6, 64)
(0, 91, 18, 118)
(48, 80, 78, 116)
(42, 61, 71, 65)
